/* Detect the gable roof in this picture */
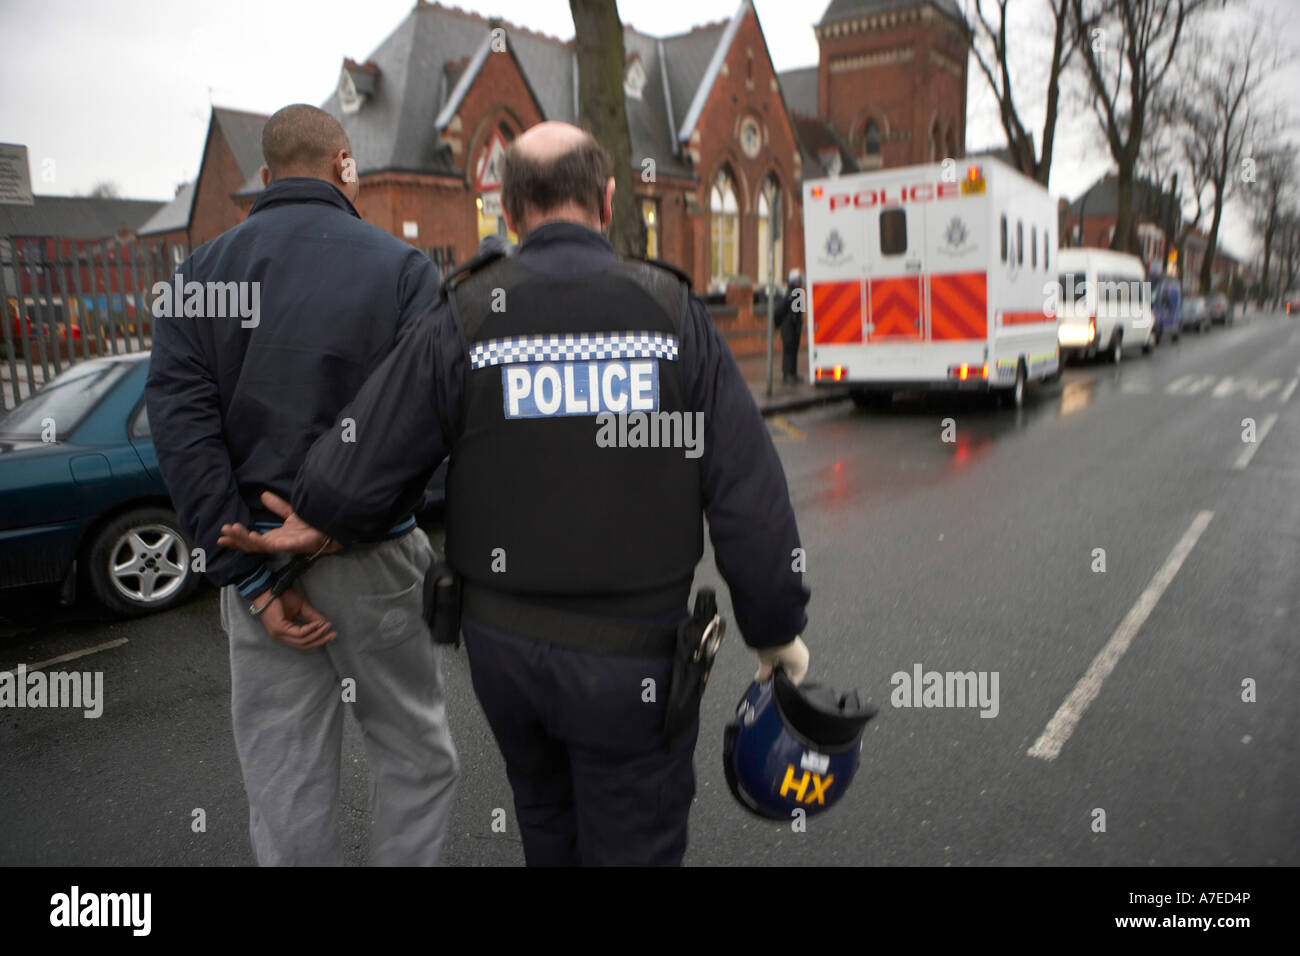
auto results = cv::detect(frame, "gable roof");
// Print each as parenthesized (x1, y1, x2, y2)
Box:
(211, 107, 270, 182)
(1068, 173, 1172, 218)
(0, 195, 165, 240)
(138, 181, 196, 236)
(672, 2, 747, 145)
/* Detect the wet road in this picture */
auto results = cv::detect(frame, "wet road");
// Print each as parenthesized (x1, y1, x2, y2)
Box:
(2, 310, 1297, 866)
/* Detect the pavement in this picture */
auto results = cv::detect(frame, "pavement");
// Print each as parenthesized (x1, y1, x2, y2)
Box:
(1, 310, 1296, 866)
(736, 348, 851, 416)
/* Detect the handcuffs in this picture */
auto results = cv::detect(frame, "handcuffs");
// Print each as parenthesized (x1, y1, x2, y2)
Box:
(248, 537, 334, 617)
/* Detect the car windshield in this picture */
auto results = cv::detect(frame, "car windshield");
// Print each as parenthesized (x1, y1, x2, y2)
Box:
(0, 362, 131, 441)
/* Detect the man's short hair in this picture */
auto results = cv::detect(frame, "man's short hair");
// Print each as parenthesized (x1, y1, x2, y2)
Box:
(502, 132, 612, 226)
(262, 104, 351, 179)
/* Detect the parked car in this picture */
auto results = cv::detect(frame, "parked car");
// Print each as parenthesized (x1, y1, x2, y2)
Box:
(0, 353, 449, 616)
(1056, 248, 1156, 363)
(1151, 276, 1182, 344)
(1209, 293, 1233, 325)
(0, 354, 201, 615)
(1183, 296, 1211, 333)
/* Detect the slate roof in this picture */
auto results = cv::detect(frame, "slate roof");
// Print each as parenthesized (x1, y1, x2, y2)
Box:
(137, 181, 195, 236)
(223, 0, 840, 196)
(777, 66, 818, 118)
(0, 195, 165, 240)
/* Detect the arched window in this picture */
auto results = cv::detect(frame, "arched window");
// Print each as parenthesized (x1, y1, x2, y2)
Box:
(930, 120, 942, 162)
(864, 120, 881, 156)
(756, 176, 783, 288)
(710, 168, 739, 290)
(945, 123, 957, 160)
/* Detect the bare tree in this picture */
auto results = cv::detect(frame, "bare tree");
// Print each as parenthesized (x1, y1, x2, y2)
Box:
(1177, 26, 1273, 293)
(967, 0, 1079, 186)
(87, 181, 121, 198)
(1244, 140, 1295, 305)
(1074, 0, 1213, 253)
(569, 0, 646, 258)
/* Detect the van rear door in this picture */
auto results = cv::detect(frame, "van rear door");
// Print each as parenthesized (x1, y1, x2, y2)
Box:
(866, 202, 925, 342)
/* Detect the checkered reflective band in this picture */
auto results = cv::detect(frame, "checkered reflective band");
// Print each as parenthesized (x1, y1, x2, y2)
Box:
(470, 331, 679, 370)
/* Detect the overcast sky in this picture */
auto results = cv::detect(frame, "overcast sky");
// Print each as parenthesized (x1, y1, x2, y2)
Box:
(2, 0, 1296, 259)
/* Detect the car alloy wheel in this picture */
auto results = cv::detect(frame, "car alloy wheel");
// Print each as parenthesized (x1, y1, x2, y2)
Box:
(107, 523, 189, 604)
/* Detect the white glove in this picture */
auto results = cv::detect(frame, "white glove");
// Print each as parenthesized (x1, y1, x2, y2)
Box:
(755, 636, 810, 685)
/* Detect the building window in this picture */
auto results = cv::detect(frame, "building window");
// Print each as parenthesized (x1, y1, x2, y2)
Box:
(710, 168, 739, 289)
(864, 120, 881, 156)
(756, 177, 782, 287)
(880, 209, 907, 256)
(641, 198, 659, 259)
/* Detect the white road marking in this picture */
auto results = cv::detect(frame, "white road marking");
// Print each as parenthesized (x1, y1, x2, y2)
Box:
(1234, 413, 1278, 470)
(1281, 377, 1299, 404)
(1028, 511, 1214, 761)
(2, 638, 129, 676)
(1165, 374, 1218, 395)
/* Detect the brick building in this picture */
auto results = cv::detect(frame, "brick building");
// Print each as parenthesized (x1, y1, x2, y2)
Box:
(162, 0, 971, 324)
(137, 106, 268, 262)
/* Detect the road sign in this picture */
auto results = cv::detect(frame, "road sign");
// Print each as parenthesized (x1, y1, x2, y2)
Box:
(0, 144, 34, 206)
(475, 130, 508, 193)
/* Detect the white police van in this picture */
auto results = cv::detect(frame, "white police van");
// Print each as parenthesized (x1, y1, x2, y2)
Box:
(802, 157, 1060, 408)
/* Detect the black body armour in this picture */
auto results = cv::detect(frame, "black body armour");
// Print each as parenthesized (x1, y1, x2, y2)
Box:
(445, 255, 704, 604)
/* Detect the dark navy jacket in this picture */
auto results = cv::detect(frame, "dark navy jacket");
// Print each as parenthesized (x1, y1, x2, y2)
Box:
(291, 222, 809, 649)
(145, 178, 442, 596)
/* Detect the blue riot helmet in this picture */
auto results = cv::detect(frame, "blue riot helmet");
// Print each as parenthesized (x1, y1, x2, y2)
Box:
(723, 667, 876, 820)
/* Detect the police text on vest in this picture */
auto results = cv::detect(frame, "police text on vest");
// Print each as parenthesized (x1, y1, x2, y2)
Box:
(503, 360, 658, 418)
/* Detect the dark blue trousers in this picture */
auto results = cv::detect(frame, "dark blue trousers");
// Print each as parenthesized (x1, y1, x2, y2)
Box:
(463, 615, 699, 866)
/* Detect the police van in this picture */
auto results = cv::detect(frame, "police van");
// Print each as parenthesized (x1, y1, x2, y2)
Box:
(801, 157, 1060, 408)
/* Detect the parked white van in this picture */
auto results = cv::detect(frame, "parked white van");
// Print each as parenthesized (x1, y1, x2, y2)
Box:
(1055, 248, 1155, 363)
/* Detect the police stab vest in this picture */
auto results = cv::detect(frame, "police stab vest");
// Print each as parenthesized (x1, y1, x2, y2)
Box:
(445, 254, 704, 599)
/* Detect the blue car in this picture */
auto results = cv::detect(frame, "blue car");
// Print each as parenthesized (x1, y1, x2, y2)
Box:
(0, 354, 203, 615)
(1, 353, 450, 616)
(1151, 277, 1182, 344)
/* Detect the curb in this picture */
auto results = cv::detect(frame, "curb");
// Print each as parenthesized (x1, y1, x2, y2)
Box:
(757, 387, 852, 417)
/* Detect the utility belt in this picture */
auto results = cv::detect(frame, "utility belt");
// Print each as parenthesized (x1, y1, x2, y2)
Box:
(426, 570, 725, 749)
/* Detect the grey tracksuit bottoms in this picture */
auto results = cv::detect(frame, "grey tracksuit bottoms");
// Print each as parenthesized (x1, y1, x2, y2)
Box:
(219, 528, 459, 865)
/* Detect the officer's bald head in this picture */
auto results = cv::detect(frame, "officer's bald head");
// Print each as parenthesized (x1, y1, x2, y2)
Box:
(259, 105, 358, 201)
(502, 122, 614, 237)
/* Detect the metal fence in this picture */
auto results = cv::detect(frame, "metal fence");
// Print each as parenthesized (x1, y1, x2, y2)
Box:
(1, 236, 177, 411)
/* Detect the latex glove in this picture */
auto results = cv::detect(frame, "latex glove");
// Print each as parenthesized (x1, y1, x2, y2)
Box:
(755, 636, 810, 685)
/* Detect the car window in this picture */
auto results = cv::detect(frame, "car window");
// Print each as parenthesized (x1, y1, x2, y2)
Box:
(0, 362, 130, 441)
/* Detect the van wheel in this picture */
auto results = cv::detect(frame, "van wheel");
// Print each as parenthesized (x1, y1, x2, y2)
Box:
(1142, 333, 1153, 355)
(1109, 333, 1123, 365)
(1009, 363, 1026, 408)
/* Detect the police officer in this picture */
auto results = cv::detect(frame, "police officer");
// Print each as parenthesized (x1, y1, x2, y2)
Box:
(775, 268, 804, 384)
(219, 121, 811, 866)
